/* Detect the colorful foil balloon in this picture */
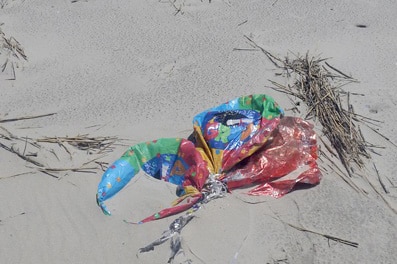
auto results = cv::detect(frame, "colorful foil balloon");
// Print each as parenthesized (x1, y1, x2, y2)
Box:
(96, 94, 322, 223)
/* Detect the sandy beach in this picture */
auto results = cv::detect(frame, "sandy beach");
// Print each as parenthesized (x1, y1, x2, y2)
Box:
(1, 1, 396, 263)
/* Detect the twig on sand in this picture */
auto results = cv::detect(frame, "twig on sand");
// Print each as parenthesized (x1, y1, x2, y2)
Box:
(1, 24, 27, 79)
(362, 122, 397, 148)
(1, 59, 16, 80)
(319, 149, 363, 194)
(237, 20, 248, 27)
(168, 0, 183, 15)
(0, 212, 26, 223)
(1, 129, 115, 177)
(82, 154, 108, 167)
(284, 221, 359, 248)
(269, 214, 358, 248)
(373, 163, 388, 194)
(40, 166, 98, 173)
(94, 161, 109, 171)
(268, 204, 358, 248)
(324, 61, 354, 79)
(36, 135, 118, 154)
(0, 122, 46, 168)
(0, 171, 36, 180)
(38, 166, 98, 177)
(0, 113, 57, 123)
(1, 35, 27, 60)
(0, 112, 116, 179)
(362, 171, 397, 214)
(0, 142, 44, 167)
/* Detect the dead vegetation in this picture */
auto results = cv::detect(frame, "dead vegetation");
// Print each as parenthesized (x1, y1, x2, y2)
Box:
(0, 113, 120, 179)
(239, 35, 396, 213)
(0, 23, 27, 80)
(242, 36, 374, 173)
(36, 135, 118, 154)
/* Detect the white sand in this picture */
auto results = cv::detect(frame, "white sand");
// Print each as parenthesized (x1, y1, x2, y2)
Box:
(1, 0, 396, 263)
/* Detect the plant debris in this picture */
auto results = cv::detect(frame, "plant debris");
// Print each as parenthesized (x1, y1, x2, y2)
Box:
(0, 113, 118, 178)
(243, 35, 372, 178)
(239, 36, 397, 214)
(36, 135, 118, 154)
(284, 221, 359, 248)
(0, 23, 27, 80)
(0, 113, 56, 123)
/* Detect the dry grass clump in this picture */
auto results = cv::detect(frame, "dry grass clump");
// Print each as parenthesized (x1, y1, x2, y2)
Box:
(0, 113, 118, 179)
(241, 36, 397, 213)
(36, 135, 118, 154)
(242, 36, 382, 177)
(269, 55, 368, 174)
